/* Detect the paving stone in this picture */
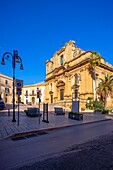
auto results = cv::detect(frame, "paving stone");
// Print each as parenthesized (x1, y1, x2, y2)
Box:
(0, 110, 113, 139)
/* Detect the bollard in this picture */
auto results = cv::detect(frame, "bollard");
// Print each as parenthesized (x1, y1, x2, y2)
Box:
(8, 109, 10, 116)
(42, 103, 49, 123)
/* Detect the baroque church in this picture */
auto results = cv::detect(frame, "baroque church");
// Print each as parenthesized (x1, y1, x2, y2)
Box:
(45, 40, 113, 110)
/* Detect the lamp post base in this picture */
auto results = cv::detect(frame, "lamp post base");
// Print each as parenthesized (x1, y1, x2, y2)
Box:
(12, 119, 16, 122)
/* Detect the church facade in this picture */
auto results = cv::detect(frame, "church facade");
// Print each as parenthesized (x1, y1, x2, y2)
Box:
(45, 40, 113, 110)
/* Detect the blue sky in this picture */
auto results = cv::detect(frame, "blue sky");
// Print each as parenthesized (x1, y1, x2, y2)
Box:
(0, 0, 113, 85)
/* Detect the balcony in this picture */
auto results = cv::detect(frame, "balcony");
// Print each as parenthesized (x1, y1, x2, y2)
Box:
(29, 93, 36, 96)
(24, 94, 29, 97)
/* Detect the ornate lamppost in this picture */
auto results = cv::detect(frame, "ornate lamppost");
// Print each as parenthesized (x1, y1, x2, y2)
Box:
(1, 50, 24, 122)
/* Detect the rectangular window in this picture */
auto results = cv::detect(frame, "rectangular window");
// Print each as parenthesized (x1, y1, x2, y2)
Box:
(5, 88, 10, 93)
(5, 80, 8, 85)
(60, 55, 64, 66)
(26, 90, 28, 96)
(60, 89, 64, 100)
(32, 90, 34, 95)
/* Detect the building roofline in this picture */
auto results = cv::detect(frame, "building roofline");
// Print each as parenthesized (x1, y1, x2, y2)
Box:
(23, 82, 45, 88)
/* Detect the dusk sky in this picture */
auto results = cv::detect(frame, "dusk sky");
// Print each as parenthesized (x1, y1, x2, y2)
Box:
(0, 0, 113, 85)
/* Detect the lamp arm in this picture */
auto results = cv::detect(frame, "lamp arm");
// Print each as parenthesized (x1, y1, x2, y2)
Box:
(18, 56, 22, 63)
(3, 52, 13, 58)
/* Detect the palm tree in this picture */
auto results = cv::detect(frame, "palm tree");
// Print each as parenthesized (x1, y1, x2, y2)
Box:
(97, 74, 113, 108)
(89, 51, 101, 100)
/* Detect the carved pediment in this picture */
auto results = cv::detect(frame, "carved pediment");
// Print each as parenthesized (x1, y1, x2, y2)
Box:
(56, 80, 65, 87)
(71, 84, 79, 90)
(49, 91, 53, 94)
(54, 66, 65, 75)
(73, 48, 85, 58)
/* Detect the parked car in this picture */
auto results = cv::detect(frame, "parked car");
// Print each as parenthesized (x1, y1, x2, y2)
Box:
(0, 100, 6, 110)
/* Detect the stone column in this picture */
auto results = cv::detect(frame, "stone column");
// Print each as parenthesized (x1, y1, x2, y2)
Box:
(53, 80, 58, 103)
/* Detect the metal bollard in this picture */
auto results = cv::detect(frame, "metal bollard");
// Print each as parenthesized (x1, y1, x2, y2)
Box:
(8, 109, 10, 116)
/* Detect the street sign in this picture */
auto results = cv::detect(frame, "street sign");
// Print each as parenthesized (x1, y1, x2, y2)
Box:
(15, 79, 23, 88)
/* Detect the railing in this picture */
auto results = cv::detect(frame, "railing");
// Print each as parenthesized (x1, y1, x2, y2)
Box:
(24, 94, 28, 96)
(29, 94, 36, 96)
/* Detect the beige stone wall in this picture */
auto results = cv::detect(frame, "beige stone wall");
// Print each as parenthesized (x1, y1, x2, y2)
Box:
(0, 73, 21, 104)
(45, 40, 113, 110)
(22, 83, 45, 105)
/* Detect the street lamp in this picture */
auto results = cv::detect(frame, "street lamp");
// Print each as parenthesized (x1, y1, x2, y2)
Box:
(1, 50, 24, 122)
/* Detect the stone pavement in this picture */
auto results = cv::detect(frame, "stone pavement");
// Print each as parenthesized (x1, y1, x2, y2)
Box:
(0, 106, 113, 140)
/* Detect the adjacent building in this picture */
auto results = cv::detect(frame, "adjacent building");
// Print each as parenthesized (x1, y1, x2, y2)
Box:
(0, 72, 45, 105)
(0, 73, 21, 103)
(22, 82, 45, 105)
(1, 40, 113, 109)
(45, 40, 113, 110)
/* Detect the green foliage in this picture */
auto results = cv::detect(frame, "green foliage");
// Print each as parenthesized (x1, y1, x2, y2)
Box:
(24, 109, 41, 117)
(89, 51, 101, 68)
(86, 97, 94, 110)
(87, 97, 93, 100)
(106, 106, 113, 113)
(24, 110, 29, 116)
(86, 97, 104, 110)
(97, 74, 113, 108)
(102, 106, 113, 114)
(102, 109, 109, 114)
(93, 100, 104, 110)
(24, 110, 28, 113)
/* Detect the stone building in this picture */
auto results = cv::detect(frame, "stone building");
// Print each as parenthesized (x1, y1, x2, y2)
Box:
(45, 40, 113, 110)
(0, 73, 21, 103)
(22, 82, 45, 105)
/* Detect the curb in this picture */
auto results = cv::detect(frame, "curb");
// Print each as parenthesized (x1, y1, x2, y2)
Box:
(4, 118, 112, 140)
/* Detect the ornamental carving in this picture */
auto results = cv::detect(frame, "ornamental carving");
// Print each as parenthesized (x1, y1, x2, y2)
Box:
(56, 80, 65, 88)
(49, 91, 53, 94)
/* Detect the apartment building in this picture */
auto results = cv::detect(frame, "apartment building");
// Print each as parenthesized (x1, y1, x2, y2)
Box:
(0, 73, 13, 103)
(0, 73, 23, 104)
(22, 82, 45, 105)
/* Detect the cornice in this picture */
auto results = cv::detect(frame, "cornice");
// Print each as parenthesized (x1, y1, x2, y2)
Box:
(46, 60, 53, 64)
(45, 51, 111, 82)
(99, 63, 113, 72)
(45, 59, 89, 82)
(56, 47, 65, 55)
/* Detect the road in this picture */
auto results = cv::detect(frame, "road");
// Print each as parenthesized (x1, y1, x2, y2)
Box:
(0, 120, 113, 170)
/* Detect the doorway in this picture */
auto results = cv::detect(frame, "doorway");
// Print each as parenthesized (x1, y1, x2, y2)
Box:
(32, 97, 35, 104)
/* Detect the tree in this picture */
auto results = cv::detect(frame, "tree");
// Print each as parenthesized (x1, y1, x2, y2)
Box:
(97, 74, 113, 108)
(89, 51, 101, 100)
